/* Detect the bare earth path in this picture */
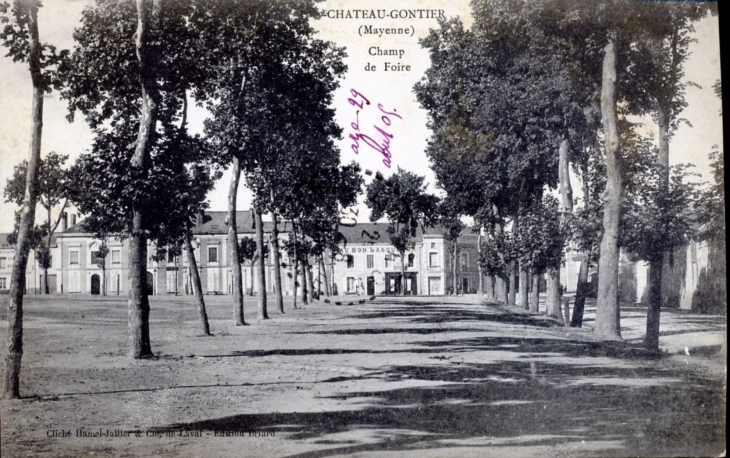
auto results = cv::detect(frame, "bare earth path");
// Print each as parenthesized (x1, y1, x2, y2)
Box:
(0, 294, 726, 457)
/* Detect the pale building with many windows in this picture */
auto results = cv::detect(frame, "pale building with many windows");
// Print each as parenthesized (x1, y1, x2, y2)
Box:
(1, 214, 482, 298)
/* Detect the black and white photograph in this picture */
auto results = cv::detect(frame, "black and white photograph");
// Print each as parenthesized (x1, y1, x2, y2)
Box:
(0, 0, 725, 456)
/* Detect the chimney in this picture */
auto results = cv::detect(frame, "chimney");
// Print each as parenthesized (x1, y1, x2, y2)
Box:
(196, 209, 204, 228)
(61, 212, 68, 231)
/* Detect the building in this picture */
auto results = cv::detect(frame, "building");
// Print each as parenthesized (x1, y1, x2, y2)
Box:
(1, 212, 481, 297)
(1, 233, 42, 294)
(330, 223, 479, 296)
(53, 210, 297, 297)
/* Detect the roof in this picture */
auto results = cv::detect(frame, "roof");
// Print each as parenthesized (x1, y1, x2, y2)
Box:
(337, 223, 463, 245)
(63, 211, 287, 237)
(192, 211, 296, 235)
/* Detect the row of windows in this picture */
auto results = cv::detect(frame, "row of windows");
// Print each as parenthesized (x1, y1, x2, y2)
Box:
(0, 277, 6, 289)
(346, 254, 416, 269)
(165, 246, 220, 264)
(68, 249, 122, 267)
(344, 252, 468, 270)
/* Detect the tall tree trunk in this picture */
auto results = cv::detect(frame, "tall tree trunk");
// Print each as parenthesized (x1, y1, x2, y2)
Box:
(595, 36, 623, 341)
(42, 199, 66, 294)
(572, 165, 591, 328)
(301, 258, 308, 305)
(508, 261, 517, 305)
(3, 0, 44, 398)
(644, 255, 663, 350)
(249, 260, 255, 296)
(519, 264, 529, 310)
(43, 207, 50, 294)
(321, 255, 330, 297)
(497, 276, 507, 303)
(452, 243, 457, 295)
(645, 102, 671, 350)
(227, 157, 245, 325)
(128, 220, 152, 358)
(571, 259, 589, 327)
(185, 227, 211, 335)
(270, 209, 284, 315)
(401, 251, 407, 296)
(126, 0, 160, 360)
(307, 260, 315, 302)
(548, 138, 573, 324)
(291, 224, 299, 309)
(494, 213, 506, 303)
(254, 209, 268, 319)
(530, 271, 540, 313)
(546, 270, 561, 320)
(477, 231, 484, 298)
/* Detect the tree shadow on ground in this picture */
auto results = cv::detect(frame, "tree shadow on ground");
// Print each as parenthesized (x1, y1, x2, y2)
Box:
(340, 304, 565, 328)
(149, 303, 725, 457)
(153, 355, 725, 458)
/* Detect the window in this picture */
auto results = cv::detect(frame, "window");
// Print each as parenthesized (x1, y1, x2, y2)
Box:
(408, 253, 415, 267)
(70, 250, 79, 265)
(0, 277, 6, 289)
(207, 268, 219, 292)
(385, 254, 391, 268)
(346, 277, 356, 293)
(69, 271, 80, 293)
(430, 242, 436, 249)
(346, 255, 354, 269)
(366, 254, 374, 269)
(91, 250, 104, 266)
(112, 250, 121, 265)
(429, 252, 439, 267)
(168, 251, 176, 263)
(166, 271, 177, 293)
(460, 252, 468, 268)
(208, 246, 218, 263)
(0, 257, 6, 269)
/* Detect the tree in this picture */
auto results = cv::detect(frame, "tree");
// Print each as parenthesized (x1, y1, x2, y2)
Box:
(5, 152, 70, 294)
(623, 3, 708, 348)
(415, 6, 593, 307)
(567, 140, 605, 327)
(514, 196, 563, 314)
(438, 200, 465, 296)
(1, 0, 64, 398)
(694, 148, 725, 316)
(200, 0, 345, 320)
(239, 235, 266, 299)
(61, 0, 209, 357)
(279, 163, 363, 305)
(622, 158, 701, 350)
(366, 169, 439, 295)
(94, 235, 110, 296)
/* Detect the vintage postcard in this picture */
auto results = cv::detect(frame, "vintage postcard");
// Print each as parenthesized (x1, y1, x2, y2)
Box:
(0, 0, 725, 457)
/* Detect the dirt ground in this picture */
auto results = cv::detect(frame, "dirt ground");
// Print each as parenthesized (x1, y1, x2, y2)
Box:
(0, 293, 726, 458)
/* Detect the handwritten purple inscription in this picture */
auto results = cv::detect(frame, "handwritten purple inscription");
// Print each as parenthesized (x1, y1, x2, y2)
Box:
(348, 89, 402, 168)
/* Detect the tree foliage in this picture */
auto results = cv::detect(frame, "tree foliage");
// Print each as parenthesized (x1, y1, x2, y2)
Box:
(367, 168, 439, 256)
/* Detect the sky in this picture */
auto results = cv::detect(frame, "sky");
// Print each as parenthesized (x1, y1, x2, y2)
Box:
(0, 0, 723, 233)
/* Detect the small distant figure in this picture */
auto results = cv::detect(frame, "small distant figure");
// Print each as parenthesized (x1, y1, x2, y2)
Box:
(332, 283, 338, 296)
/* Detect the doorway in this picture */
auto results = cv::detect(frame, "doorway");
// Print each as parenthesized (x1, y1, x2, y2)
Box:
(367, 276, 375, 296)
(91, 274, 100, 295)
